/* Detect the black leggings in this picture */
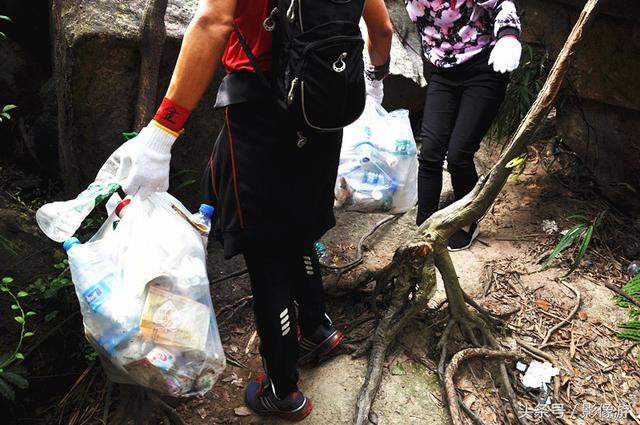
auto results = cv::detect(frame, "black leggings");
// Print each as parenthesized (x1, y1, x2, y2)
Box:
(243, 244, 326, 398)
(416, 49, 509, 225)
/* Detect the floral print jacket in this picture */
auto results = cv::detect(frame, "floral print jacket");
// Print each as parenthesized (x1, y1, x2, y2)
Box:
(406, 0, 521, 68)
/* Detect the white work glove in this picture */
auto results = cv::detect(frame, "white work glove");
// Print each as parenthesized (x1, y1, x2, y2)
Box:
(488, 36, 522, 73)
(115, 122, 177, 199)
(366, 78, 384, 105)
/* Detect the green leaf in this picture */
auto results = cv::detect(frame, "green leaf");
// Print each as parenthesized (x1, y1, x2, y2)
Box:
(0, 377, 15, 401)
(540, 223, 586, 270)
(0, 15, 12, 23)
(0, 287, 9, 292)
(506, 153, 528, 169)
(25, 311, 36, 317)
(14, 353, 24, 360)
(564, 224, 594, 276)
(23, 332, 34, 338)
(2, 277, 13, 284)
(44, 311, 58, 322)
(16, 291, 28, 298)
(1, 112, 10, 120)
(1, 104, 17, 113)
(122, 131, 138, 141)
(10, 304, 19, 310)
(13, 316, 24, 325)
(390, 362, 406, 376)
(1, 372, 28, 389)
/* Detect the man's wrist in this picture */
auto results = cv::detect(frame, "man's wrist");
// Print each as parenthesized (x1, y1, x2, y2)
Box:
(153, 97, 191, 132)
(365, 58, 391, 81)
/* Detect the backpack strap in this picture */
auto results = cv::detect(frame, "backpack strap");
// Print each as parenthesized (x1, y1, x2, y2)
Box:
(232, 24, 274, 97)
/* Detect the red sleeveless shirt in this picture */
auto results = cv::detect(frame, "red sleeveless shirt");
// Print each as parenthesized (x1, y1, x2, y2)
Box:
(221, 0, 273, 73)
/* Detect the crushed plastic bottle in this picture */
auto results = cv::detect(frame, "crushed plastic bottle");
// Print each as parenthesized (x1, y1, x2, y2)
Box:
(314, 241, 327, 258)
(37, 182, 120, 242)
(36, 142, 132, 242)
(628, 260, 640, 277)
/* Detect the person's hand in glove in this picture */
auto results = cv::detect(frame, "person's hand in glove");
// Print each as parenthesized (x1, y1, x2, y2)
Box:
(365, 58, 390, 105)
(117, 122, 177, 199)
(488, 35, 522, 73)
(366, 78, 384, 105)
(110, 98, 190, 199)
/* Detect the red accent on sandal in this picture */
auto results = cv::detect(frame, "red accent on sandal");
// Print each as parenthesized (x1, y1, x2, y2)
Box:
(153, 97, 191, 132)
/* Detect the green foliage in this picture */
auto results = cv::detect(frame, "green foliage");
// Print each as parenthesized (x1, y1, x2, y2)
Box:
(488, 45, 552, 142)
(616, 274, 640, 309)
(617, 321, 640, 342)
(28, 259, 73, 300)
(0, 104, 17, 122)
(0, 277, 32, 401)
(541, 212, 604, 276)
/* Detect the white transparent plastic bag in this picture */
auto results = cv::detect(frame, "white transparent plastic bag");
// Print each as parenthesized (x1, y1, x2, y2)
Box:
(335, 98, 418, 213)
(66, 192, 225, 397)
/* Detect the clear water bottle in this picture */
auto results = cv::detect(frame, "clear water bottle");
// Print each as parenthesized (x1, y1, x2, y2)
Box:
(37, 181, 121, 242)
(36, 143, 131, 242)
(628, 260, 640, 277)
(63, 237, 139, 352)
(192, 204, 215, 248)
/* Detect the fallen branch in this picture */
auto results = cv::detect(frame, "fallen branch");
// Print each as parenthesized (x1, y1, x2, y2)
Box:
(540, 282, 580, 347)
(605, 282, 640, 308)
(210, 268, 249, 284)
(321, 214, 398, 275)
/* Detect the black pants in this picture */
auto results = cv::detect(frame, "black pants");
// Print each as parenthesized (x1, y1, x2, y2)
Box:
(243, 244, 326, 398)
(416, 49, 508, 225)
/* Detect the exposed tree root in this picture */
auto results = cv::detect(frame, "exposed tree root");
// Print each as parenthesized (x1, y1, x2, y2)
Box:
(349, 1, 601, 423)
(445, 348, 522, 425)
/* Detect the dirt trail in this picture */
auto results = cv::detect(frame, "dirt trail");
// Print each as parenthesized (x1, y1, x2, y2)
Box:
(181, 143, 640, 424)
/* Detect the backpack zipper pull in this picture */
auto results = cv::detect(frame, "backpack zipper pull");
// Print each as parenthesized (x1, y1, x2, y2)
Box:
(287, 78, 299, 105)
(296, 131, 308, 148)
(333, 52, 348, 73)
(263, 7, 278, 32)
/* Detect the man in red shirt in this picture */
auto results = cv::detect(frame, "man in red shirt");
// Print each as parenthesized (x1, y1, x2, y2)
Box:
(111, 0, 392, 420)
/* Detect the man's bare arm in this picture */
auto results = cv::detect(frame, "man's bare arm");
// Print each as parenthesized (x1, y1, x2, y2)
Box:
(165, 0, 237, 110)
(363, 0, 393, 67)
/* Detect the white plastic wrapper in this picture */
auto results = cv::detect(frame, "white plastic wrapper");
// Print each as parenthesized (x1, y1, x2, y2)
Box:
(335, 98, 418, 213)
(66, 192, 225, 397)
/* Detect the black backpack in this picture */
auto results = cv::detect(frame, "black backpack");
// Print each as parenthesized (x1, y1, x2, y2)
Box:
(235, 0, 367, 133)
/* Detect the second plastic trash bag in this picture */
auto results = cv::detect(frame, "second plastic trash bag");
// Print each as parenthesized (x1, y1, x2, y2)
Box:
(64, 192, 225, 397)
(335, 98, 418, 214)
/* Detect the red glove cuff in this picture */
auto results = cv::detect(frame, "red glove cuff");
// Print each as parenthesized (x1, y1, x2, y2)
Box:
(153, 97, 191, 132)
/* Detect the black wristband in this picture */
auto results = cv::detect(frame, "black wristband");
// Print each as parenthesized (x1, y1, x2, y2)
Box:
(365, 58, 390, 81)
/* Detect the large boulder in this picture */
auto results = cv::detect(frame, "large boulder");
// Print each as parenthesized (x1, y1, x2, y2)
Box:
(51, 0, 224, 208)
(519, 0, 640, 214)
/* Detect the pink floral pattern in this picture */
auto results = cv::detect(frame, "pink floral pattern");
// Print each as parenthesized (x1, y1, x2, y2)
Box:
(406, 0, 521, 68)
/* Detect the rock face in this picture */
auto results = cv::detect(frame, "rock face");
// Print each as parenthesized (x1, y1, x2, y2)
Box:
(52, 0, 224, 208)
(519, 0, 640, 214)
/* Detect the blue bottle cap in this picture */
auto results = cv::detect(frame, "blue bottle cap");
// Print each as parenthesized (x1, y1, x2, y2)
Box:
(199, 203, 215, 218)
(389, 180, 399, 193)
(63, 237, 81, 252)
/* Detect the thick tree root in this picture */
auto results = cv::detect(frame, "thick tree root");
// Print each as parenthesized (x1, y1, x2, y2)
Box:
(444, 348, 521, 425)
